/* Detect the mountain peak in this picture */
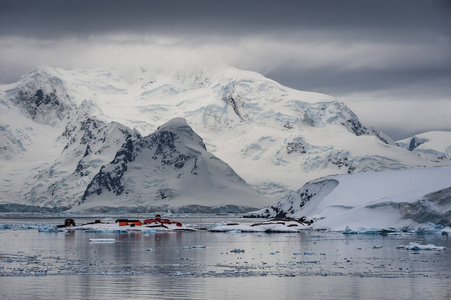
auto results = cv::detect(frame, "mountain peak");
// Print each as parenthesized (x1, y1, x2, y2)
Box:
(76, 117, 272, 213)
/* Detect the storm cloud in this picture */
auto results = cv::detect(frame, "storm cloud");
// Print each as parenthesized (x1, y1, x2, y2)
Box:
(1, 0, 450, 139)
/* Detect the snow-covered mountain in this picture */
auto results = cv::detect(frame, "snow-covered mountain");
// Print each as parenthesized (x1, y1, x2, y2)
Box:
(0, 72, 135, 211)
(397, 131, 451, 163)
(74, 118, 273, 213)
(246, 166, 451, 231)
(0, 66, 448, 212)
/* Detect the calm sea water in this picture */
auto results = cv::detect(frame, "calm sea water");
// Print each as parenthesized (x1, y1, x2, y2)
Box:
(0, 215, 450, 299)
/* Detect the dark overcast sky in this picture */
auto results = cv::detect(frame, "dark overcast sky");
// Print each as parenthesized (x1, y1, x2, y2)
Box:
(1, 0, 450, 139)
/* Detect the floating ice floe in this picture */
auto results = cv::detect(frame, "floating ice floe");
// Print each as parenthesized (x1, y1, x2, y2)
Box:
(89, 238, 116, 243)
(38, 225, 66, 232)
(396, 242, 446, 251)
(343, 226, 398, 235)
(342, 224, 451, 236)
(0, 224, 10, 230)
(210, 219, 311, 233)
(415, 223, 451, 235)
(1, 223, 52, 231)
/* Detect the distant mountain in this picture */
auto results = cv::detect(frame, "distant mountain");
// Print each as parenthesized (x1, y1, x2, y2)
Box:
(246, 166, 451, 230)
(0, 66, 448, 212)
(397, 131, 451, 163)
(74, 118, 273, 213)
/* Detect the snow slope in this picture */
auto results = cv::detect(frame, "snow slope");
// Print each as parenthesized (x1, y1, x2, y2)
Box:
(247, 166, 451, 231)
(398, 131, 451, 163)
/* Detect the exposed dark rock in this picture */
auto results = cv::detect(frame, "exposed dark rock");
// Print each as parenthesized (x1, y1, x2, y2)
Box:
(83, 145, 92, 158)
(222, 88, 249, 122)
(155, 188, 176, 200)
(329, 156, 350, 169)
(112, 138, 136, 164)
(13, 88, 71, 123)
(302, 111, 315, 127)
(286, 141, 307, 154)
(342, 118, 368, 136)
(407, 137, 425, 151)
(74, 160, 86, 175)
(191, 158, 199, 175)
(347, 165, 356, 174)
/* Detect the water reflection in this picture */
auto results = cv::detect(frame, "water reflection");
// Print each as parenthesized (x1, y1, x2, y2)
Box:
(1, 275, 450, 300)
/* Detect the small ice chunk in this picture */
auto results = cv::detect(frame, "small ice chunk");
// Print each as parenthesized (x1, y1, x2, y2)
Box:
(230, 249, 245, 253)
(304, 251, 315, 255)
(89, 238, 115, 243)
(397, 242, 446, 251)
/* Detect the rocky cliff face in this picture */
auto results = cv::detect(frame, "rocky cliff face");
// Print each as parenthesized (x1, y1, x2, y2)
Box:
(19, 116, 136, 209)
(8, 69, 76, 126)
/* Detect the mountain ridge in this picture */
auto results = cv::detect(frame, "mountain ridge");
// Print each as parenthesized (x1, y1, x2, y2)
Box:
(1, 66, 449, 212)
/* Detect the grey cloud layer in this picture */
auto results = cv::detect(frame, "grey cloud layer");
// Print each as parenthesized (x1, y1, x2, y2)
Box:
(1, 0, 450, 139)
(1, 0, 449, 40)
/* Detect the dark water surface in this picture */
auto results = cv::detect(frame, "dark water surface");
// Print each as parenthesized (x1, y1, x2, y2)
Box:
(0, 216, 450, 299)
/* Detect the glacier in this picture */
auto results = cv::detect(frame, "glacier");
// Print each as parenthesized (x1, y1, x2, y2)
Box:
(246, 166, 451, 231)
